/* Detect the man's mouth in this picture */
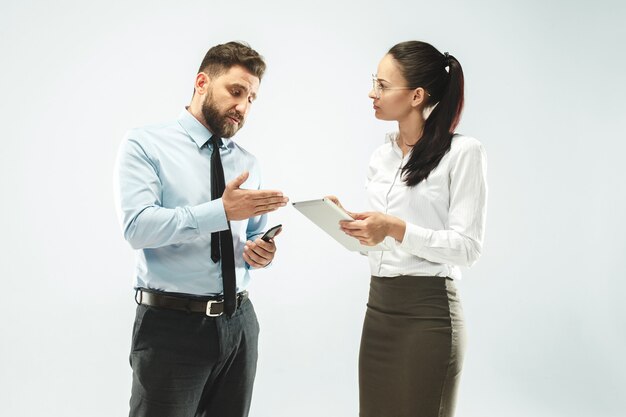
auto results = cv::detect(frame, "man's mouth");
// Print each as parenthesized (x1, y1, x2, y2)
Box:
(227, 116, 239, 124)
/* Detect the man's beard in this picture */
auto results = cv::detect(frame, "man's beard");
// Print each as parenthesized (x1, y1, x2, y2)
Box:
(201, 93, 245, 138)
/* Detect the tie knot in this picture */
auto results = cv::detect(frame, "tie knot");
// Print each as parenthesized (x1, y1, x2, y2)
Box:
(210, 135, 223, 149)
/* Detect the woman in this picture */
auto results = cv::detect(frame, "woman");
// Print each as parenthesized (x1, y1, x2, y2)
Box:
(330, 41, 487, 417)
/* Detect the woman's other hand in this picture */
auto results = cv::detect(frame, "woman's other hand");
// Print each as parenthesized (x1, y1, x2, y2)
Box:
(340, 212, 406, 245)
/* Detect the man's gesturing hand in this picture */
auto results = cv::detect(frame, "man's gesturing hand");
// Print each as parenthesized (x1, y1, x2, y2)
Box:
(223, 171, 289, 221)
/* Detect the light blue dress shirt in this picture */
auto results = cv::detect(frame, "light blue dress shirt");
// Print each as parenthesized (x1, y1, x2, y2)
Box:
(115, 109, 267, 295)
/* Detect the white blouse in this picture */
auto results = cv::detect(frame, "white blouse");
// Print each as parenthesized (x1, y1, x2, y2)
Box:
(366, 132, 488, 279)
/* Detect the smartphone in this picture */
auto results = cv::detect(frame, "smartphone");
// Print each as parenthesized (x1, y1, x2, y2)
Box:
(261, 224, 282, 242)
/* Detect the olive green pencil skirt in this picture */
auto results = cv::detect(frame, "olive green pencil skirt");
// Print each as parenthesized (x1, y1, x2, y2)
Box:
(359, 275, 467, 417)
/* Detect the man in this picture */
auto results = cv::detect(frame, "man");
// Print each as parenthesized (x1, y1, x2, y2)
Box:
(115, 41, 288, 417)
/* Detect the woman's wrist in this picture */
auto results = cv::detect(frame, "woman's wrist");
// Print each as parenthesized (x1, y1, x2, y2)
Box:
(385, 215, 406, 242)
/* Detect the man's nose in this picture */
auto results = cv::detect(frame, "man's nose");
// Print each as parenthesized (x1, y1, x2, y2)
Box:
(235, 99, 249, 116)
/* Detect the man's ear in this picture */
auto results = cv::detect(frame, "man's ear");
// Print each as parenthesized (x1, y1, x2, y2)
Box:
(194, 72, 211, 96)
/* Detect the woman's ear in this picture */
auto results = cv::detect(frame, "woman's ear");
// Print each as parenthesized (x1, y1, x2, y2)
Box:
(410, 87, 428, 108)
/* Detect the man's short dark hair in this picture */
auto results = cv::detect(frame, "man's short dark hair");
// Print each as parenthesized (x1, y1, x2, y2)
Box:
(198, 41, 266, 80)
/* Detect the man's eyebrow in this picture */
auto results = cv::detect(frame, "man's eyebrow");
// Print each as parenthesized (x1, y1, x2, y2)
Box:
(230, 83, 257, 100)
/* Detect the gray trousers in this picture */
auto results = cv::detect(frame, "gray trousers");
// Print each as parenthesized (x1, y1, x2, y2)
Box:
(129, 298, 260, 417)
(359, 276, 467, 417)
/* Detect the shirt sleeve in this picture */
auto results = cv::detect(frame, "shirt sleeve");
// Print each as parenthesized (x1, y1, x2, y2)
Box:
(114, 135, 229, 250)
(246, 213, 267, 242)
(397, 141, 488, 267)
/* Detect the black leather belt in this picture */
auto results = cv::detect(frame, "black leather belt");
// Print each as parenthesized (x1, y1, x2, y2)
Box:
(136, 289, 248, 317)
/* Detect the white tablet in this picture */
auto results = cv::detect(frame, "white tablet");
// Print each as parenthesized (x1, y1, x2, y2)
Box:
(292, 198, 390, 252)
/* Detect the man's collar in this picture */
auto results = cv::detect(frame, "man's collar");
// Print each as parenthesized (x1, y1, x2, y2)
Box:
(177, 107, 230, 149)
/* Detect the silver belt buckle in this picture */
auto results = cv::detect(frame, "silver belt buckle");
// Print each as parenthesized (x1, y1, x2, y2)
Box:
(206, 300, 223, 317)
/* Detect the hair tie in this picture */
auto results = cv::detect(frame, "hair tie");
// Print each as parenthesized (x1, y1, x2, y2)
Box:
(443, 52, 451, 67)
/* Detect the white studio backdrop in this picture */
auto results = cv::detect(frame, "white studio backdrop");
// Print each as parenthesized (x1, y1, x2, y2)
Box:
(1, 0, 625, 416)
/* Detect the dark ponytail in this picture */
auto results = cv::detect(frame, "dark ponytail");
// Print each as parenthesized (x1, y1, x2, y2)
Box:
(388, 41, 465, 187)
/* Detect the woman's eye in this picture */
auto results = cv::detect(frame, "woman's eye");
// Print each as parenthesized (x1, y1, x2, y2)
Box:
(231, 89, 241, 96)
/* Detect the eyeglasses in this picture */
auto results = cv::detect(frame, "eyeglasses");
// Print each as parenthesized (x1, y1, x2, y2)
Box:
(371, 74, 415, 99)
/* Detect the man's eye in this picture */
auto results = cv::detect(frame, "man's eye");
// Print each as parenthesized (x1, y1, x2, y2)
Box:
(231, 89, 241, 96)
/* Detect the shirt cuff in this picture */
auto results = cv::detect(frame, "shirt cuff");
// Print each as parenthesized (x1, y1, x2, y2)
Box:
(189, 198, 229, 235)
(384, 235, 398, 250)
(248, 232, 264, 241)
(397, 222, 428, 252)
(245, 260, 273, 270)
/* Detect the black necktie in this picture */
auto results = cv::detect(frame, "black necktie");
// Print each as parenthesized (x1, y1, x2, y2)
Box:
(210, 135, 237, 316)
